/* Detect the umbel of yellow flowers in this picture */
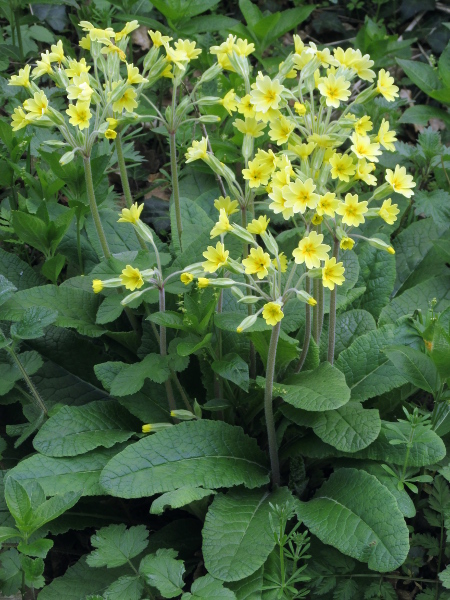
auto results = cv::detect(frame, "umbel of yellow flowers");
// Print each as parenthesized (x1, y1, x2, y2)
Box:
(181, 34, 415, 328)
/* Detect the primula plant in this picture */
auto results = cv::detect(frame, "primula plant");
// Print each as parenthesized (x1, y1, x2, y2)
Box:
(1, 6, 450, 600)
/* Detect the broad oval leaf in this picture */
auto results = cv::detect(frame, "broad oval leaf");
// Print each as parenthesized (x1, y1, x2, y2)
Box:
(150, 487, 216, 515)
(311, 402, 381, 452)
(33, 401, 140, 457)
(203, 486, 293, 582)
(384, 345, 440, 394)
(297, 468, 409, 572)
(99, 421, 269, 498)
(182, 574, 236, 600)
(268, 362, 350, 411)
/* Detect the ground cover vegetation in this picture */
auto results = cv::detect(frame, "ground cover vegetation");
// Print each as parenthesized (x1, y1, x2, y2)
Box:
(0, 0, 449, 598)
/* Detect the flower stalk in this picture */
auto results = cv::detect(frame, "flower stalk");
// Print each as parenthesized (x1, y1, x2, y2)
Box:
(265, 321, 281, 486)
(84, 156, 111, 260)
(327, 239, 340, 364)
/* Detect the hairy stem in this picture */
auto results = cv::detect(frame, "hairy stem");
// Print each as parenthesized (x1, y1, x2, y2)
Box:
(265, 322, 281, 486)
(327, 239, 340, 364)
(158, 286, 176, 413)
(84, 156, 111, 260)
(312, 279, 320, 343)
(7, 347, 47, 417)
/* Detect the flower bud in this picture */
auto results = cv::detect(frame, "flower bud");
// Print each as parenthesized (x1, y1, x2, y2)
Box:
(367, 237, 395, 254)
(227, 257, 245, 275)
(198, 62, 223, 84)
(59, 150, 76, 165)
(353, 84, 376, 105)
(142, 422, 173, 433)
(296, 290, 317, 306)
(371, 182, 391, 201)
(109, 80, 129, 103)
(143, 46, 160, 72)
(261, 231, 278, 256)
(230, 224, 255, 245)
(242, 135, 254, 161)
(47, 107, 66, 127)
(197, 114, 221, 123)
(135, 219, 155, 244)
(236, 314, 257, 333)
(307, 268, 323, 279)
(238, 295, 261, 304)
(170, 409, 197, 421)
(121, 288, 153, 306)
(196, 96, 221, 106)
(193, 399, 202, 419)
(208, 278, 236, 288)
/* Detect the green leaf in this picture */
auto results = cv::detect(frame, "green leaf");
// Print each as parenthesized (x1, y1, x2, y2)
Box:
(359, 463, 416, 519)
(267, 6, 315, 44)
(182, 574, 237, 600)
(7, 446, 125, 497)
(0, 285, 104, 338)
(392, 219, 450, 295)
(139, 548, 185, 598)
(309, 403, 381, 453)
(0, 248, 44, 291)
(297, 468, 409, 572)
(11, 212, 50, 255)
(29, 491, 82, 534)
(226, 567, 263, 600)
(335, 325, 412, 402)
(86, 524, 149, 568)
(17, 538, 53, 559)
(398, 105, 450, 129)
(0, 527, 20, 545)
(177, 333, 213, 356)
(108, 354, 171, 396)
(289, 421, 446, 467)
(323, 309, 376, 360)
(250, 329, 299, 370)
(239, 0, 262, 27)
(414, 190, 450, 224)
(383, 346, 440, 394)
(396, 58, 443, 97)
(439, 565, 450, 589)
(38, 557, 127, 600)
(104, 576, 143, 600)
(4, 478, 32, 529)
(41, 254, 66, 283)
(212, 353, 249, 391)
(33, 401, 139, 457)
(203, 486, 293, 582)
(147, 311, 187, 331)
(0, 549, 22, 596)
(150, 487, 216, 515)
(264, 362, 350, 412)
(379, 276, 450, 325)
(355, 243, 396, 318)
(10, 307, 58, 340)
(0, 275, 16, 307)
(99, 421, 269, 498)
(96, 295, 124, 325)
(214, 312, 270, 333)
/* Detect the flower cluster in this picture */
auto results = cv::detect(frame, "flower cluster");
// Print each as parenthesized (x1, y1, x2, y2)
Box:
(8, 21, 202, 160)
(181, 35, 415, 327)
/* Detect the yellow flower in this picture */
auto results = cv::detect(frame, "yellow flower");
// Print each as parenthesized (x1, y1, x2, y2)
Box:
(48, 40, 65, 64)
(242, 158, 272, 188)
(340, 237, 355, 251)
(164, 45, 189, 70)
(198, 277, 210, 288)
(294, 102, 307, 116)
(210, 209, 233, 238)
(115, 20, 139, 41)
(268, 116, 295, 145)
(283, 178, 319, 214)
(292, 231, 331, 269)
(9, 65, 31, 88)
(11, 107, 31, 131)
(336, 193, 368, 227)
(354, 115, 373, 136)
(180, 272, 194, 285)
(79, 35, 91, 50)
(290, 142, 316, 160)
(234, 38, 255, 56)
(174, 39, 202, 60)
(23, 91, 49, 119)
(101, 43, 127, 62)
(271, 164, 292, 190)
(254, 149, 278, 172)
(350, 132, 382, 163)
(236, 94, 255, 118)
(329, 153, 356, 182)
(233, 117, 265, 138)
(32, 51, 53, 79)
(185, 137, 208, 162)
(316, 192, 340, 217)
(273, 252, 288, 273)
(318, 73, 351, 108)
(378, 198, 400, 225)
(352, 51, 375, 82)
(307, 133, 334, 148)
(104, 129, 117, 139)
(385, 165, 416, 198)
(332, 47, 358, 68)
(355, 159, 377, 186)
(66, 101, 92, 130)
(214, 196, 239, 216)
(220, 89, 238, 115)
(92, 279, 104, 293)
(376, 118, 397, 152)
(254, 107, 280, 124)
(79, 21, 115, 41)
(120, 265, 144, 291)
(250, 74, 284, 113)
(242, 246, 271, 279)
(311, 214, 323, 226)
(66, 73, 93, 103)
(112, 86, 138, 113)
(377, 69, 399, 102)
(148, 30, 172, 48)
(202, 241, 229, 273)
(127, 63, 148, 85)
(268, 186, 294, 220)
(118, 202, 144, 224)
(322, 257, 345, 290)
(107, 117, 119, 130)
(262, 302, 284, 326)
(247, 215, 270, 235)
(65, 58, 90, 78)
